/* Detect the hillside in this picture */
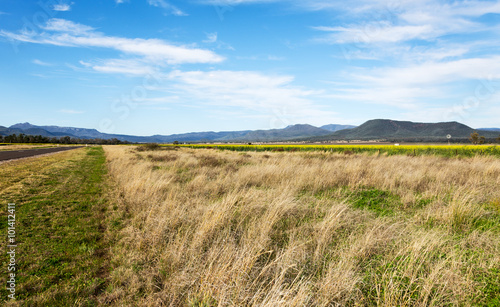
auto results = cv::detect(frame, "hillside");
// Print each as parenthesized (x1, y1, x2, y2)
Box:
(152, 130, 251, 143)
(11, 123, 103, 138)
(235, 124, 332, 142)
(3, 120, 499, 143)
(320, 124, 356, 132)
(480, 128, 500, 132)
(307, 119, 500, 142)
(3, 123, 335, 143)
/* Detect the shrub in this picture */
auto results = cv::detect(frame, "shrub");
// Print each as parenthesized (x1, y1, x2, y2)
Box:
(136, 143, 161, 151)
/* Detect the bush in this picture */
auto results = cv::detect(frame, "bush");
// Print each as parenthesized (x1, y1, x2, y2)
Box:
(136, 143, 161, 151)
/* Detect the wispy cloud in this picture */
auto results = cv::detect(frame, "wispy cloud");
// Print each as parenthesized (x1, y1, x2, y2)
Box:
(53, 3, 72, 11)
(164, 70, 336, 126)
(363, 57, 500, 87)
(32, 59, 52, 66)
(89, 59, 156, 75)
(42, 18, 94, 35)
(309, 0, 500, 120)
(236, 54, 285, 61)
(203, 32, 218, 43)
(202, 32, 235, 50)
(200, 0, 281, 4)
(313, 0, 498, 46)
(325, 55, 500, 111)
(1, 18, 225, 68)
(147, 0, 187, 16)
(315, 24, 437, 44)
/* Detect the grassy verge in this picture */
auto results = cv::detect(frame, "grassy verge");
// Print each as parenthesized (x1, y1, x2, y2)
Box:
(0, 147, 109, 306)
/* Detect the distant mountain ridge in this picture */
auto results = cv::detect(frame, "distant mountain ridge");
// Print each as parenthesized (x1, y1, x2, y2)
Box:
(306, 119, 500, 142)
(235, 124, 332, 142)
(479, 128, 500, 132)
(3, 122, 345, 143)
(3, 120, 499, 143)
(10, 123, 102, 138)
(320, 124, 356, 132)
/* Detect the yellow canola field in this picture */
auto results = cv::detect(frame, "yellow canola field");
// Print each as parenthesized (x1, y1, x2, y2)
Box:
(164, 144, 500, 157)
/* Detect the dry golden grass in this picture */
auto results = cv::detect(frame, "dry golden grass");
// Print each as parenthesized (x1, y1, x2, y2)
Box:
(100, 146, 500, 306)
(0, 144, 61, 151)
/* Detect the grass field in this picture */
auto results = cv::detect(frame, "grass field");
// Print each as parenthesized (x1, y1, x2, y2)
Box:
(1, 145, 499, 306)
(167, 144, 500, 157)
(100, 146, 500, 306)
(0, 147, 109, 306)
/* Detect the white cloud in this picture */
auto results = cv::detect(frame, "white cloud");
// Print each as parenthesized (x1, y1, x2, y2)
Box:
(147, 0, 187, 16)
(311, 0, 500, 115)
(312, 0, 499, 46)
(202, 33, 235, 50)
(315, 24, 436, 44)
(357, 57, 500, 87)
(203, 32, 218, 43)
(200, 0, 280, 4)
(59, 109, 85, 114)
(1, 19, 225, 66)
(164, 70, 336, 126)
(235, 54, 285, 61)
(32, 59, 52, 66)
(325, 56, 500, 110)
(53, 3, 72, 11)
(90, 59, 156, 75)
(42, 18, 94, 35)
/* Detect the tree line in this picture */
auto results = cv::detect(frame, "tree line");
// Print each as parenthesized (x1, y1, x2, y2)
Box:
(0, 133, 132, 145)
(469, 132, 500, 145)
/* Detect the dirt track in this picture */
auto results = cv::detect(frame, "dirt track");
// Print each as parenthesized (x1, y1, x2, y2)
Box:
(0, 146, 83, 162)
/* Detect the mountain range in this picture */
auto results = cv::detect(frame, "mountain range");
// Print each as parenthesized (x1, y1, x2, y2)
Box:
(1, 121, 499, 143)
(1, 123, 354, 143)
(304, 119, 500, 142)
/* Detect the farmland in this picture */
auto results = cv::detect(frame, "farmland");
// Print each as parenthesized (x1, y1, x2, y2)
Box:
(1, 145, 499, 306)
(165, 143, 500, 158)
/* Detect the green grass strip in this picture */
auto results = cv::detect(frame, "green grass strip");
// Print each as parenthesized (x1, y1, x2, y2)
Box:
(0, 147, 108, 306)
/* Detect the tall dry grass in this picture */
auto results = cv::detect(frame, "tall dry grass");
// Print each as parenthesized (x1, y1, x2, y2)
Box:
(100, 147, 500, 306)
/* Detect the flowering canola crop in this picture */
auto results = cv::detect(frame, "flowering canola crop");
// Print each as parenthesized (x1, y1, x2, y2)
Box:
(165, 144, 500, 157)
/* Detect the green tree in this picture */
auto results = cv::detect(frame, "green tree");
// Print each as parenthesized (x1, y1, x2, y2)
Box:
(469, 132, 479, 144)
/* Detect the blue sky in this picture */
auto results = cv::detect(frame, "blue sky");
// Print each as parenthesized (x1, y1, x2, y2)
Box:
(1, 0, 499, 135)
